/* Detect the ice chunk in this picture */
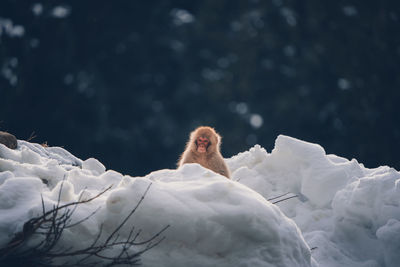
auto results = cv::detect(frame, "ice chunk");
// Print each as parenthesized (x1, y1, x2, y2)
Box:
(82, 158, 106, 175)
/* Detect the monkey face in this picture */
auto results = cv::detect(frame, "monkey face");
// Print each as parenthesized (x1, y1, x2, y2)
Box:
(196, 137, 210, 153)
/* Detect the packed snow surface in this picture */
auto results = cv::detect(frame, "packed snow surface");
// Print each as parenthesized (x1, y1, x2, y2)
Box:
(0, 135, 399, 267)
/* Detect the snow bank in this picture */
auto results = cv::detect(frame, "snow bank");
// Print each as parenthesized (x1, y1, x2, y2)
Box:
(1, 135, 399, 266)
(227, 135, 400, 267)
(0, 140, 313, 267)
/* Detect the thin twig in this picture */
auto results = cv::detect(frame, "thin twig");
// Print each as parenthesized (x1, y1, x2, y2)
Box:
(272, 195, 298, 204)
(0, 180, 167, 267)
(26, 131, 37, 142)
(267, 192, 290, 201)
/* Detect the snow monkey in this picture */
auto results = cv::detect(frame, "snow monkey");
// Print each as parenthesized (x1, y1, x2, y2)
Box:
(178, 126, 230, 178)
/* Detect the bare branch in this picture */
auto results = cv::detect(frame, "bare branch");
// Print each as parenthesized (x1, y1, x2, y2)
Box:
(272, 195, 298, 204)
(267, 192, 290, 201)
(0, 181, 169, 267)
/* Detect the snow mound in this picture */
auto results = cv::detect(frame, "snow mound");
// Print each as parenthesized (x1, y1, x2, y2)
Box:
(227, 135, 400, 267)
(1, 135, 399, 266)
(0, 139, 313, 267)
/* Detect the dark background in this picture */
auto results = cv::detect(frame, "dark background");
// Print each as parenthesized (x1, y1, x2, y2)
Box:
(1, 0, 399, 176)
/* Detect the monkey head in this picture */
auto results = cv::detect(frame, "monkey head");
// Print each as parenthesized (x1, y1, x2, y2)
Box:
(189, 126, 220, 154)
(179, 126, 230, 178)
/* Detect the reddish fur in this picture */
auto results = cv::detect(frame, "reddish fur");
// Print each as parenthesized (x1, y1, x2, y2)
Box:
(178, 126, 230, 178)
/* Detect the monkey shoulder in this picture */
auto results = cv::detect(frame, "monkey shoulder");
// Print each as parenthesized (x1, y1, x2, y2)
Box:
(180, 150, 202, 165)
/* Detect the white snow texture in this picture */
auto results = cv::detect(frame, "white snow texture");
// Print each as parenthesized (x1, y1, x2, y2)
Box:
(0, 135, 399, 267)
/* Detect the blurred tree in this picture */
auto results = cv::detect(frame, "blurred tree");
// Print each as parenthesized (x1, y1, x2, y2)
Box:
(1, 0, 399, 175)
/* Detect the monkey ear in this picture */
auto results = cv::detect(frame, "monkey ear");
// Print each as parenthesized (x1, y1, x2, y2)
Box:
(190, 131, 197, 141)
(214, 133, 222, 148)
(216, 131, 221, 142)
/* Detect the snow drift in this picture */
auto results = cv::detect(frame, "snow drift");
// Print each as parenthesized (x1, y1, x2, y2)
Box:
(0, 135, 399, 267)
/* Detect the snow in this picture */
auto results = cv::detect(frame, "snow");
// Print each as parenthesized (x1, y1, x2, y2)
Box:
(1, 135, 399, 266)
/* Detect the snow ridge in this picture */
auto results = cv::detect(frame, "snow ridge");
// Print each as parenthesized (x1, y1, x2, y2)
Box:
(1, 135, 399, 267)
